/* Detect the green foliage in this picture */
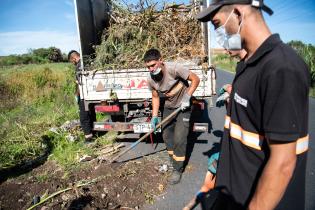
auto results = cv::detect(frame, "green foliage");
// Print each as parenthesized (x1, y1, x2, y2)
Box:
(35, 172, 50, 183)
(0, 63, 79, 169)
(213, 53, 238, 72)
(46, 131, 94, 169)
(0, 47, 65, 66)
(0, 54, 48, 66)
(288, 40, 315, 87)
(0, 75, 23, 110)
(32, 47, 63, 62)
(33, 67, 55, 88)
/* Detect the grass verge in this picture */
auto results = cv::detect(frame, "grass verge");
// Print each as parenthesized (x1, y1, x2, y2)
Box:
(0, 63, 99, 170)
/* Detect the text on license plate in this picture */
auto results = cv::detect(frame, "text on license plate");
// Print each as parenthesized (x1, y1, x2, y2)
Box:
(133, 123, 160, 133)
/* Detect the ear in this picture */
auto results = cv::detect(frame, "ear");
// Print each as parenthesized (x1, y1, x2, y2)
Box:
(233, 6, 243, 23)
(158, 58, 164, 64)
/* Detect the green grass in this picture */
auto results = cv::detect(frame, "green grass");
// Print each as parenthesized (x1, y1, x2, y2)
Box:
(46, 131, 95, 169)
(212, 53, 237, 73)
(0, 63, 118, 170)
(0, 63, 81, 169)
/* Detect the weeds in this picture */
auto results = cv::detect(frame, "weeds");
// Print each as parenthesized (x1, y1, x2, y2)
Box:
(46, 131, 94, 169)
(213, 53, 238, 73)
(35, 172, 50, 183)
(0, 63, 80, 169)
(95, 131, 118, 147)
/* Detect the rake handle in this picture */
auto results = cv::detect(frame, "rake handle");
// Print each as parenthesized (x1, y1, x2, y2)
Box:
(109, 107, 181, 163)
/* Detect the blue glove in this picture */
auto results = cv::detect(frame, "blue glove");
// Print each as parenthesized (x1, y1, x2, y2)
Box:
(219, 84, 230, 96)
(180, 93, 191, 111)
(151, 116, 160, 133)
(208, 152, 220, 174)
(216, 92, 229, 108)
(75, 95, 80, 104)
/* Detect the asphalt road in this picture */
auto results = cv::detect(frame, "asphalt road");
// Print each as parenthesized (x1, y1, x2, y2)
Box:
(117, 69, 315, 210)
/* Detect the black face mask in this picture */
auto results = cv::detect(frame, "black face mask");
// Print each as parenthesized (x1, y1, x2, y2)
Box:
(150, 70, 163, 82)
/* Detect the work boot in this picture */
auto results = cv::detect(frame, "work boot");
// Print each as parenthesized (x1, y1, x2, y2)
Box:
(168, 170, 182, 185)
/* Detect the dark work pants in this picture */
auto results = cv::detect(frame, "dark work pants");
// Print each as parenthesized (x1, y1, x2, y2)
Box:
(162, 107, 191, 172)
(78, 100, 96, 135)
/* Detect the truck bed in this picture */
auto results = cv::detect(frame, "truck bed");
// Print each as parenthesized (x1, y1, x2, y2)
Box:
(79, 63, 214, 103)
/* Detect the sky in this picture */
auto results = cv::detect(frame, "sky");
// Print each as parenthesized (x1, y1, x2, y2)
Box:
(0, 0, 315, 56)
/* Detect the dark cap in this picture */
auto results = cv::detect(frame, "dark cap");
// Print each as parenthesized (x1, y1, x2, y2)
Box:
(196, 0, 273, 22)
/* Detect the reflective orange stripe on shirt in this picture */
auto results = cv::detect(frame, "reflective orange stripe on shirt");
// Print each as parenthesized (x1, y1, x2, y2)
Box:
(167, 150, 174, 155)
(173, 154, 185, 162)
(224, 116, 230, 129)
(296, 135, 309, 154)
(224, 115, 309, 154)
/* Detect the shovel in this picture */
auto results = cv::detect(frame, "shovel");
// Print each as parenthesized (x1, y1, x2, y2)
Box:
(109, 107, 181, 163)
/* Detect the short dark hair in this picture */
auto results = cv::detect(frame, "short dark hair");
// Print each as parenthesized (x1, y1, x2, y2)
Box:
(143, 48, 161, 63)
(68, 50, 79, 61)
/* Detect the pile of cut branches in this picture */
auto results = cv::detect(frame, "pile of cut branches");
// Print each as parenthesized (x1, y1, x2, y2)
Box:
(91, 0, 205, 70)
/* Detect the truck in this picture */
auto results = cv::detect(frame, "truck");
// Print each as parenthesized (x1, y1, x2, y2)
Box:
(73, 0, 216, 134)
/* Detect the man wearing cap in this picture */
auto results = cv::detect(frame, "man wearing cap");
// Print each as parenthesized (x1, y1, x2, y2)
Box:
(197, 1, 310, 209)
(144, 48, 200, 185)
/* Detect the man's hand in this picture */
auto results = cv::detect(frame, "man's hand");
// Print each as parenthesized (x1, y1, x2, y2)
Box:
(216, 92, 229, 107)
(216, 84, 232, 108)
(181, 93, 191, 111)
(219, 84, 230, 94)
(151, 116, 160, 133)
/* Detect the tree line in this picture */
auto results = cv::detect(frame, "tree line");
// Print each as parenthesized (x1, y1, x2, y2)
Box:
(0, 47, 67, 66)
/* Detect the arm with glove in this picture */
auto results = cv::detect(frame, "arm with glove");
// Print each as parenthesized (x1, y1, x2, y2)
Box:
(181, 71, 200, 111)
(151, 89, 160, 132)
(216, 84, 232, 108)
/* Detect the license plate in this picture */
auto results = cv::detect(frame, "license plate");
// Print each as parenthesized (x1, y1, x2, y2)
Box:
(133, 123, 160, 133)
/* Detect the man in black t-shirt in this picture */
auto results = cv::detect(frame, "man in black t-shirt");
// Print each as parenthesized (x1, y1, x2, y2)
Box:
(197, 1, 310, 209)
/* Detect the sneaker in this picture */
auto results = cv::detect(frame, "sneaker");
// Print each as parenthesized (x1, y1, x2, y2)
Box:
(168, 170, 182, 185)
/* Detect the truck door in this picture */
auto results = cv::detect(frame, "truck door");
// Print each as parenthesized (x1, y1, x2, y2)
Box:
(74, 0, 111, 64)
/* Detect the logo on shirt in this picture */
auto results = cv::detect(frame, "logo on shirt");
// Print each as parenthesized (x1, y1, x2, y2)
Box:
(234, 92, 248, 107)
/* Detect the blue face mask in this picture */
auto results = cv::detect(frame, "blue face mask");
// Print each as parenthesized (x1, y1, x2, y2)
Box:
(215, 10, 243, 50)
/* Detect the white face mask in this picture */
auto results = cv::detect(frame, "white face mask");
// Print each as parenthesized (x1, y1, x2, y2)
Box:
(151, 66, 162, 75)
(150, 64, 163, 82)
(215, 10, 243, 50)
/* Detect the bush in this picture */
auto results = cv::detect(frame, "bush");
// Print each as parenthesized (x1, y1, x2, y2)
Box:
(32, 47, 63, 62)
(0, 47, 64, 66)
(288, 41, 315, 86)
(0, 63, 79, 168)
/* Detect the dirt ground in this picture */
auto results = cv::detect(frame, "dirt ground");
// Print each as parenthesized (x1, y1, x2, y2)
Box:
(0, 153, 170, 210)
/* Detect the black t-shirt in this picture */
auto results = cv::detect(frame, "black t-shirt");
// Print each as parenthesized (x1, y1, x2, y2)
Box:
(215, 34, 310, 210)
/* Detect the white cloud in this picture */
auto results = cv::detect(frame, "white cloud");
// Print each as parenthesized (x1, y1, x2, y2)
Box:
(0, 30, 79, 55)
